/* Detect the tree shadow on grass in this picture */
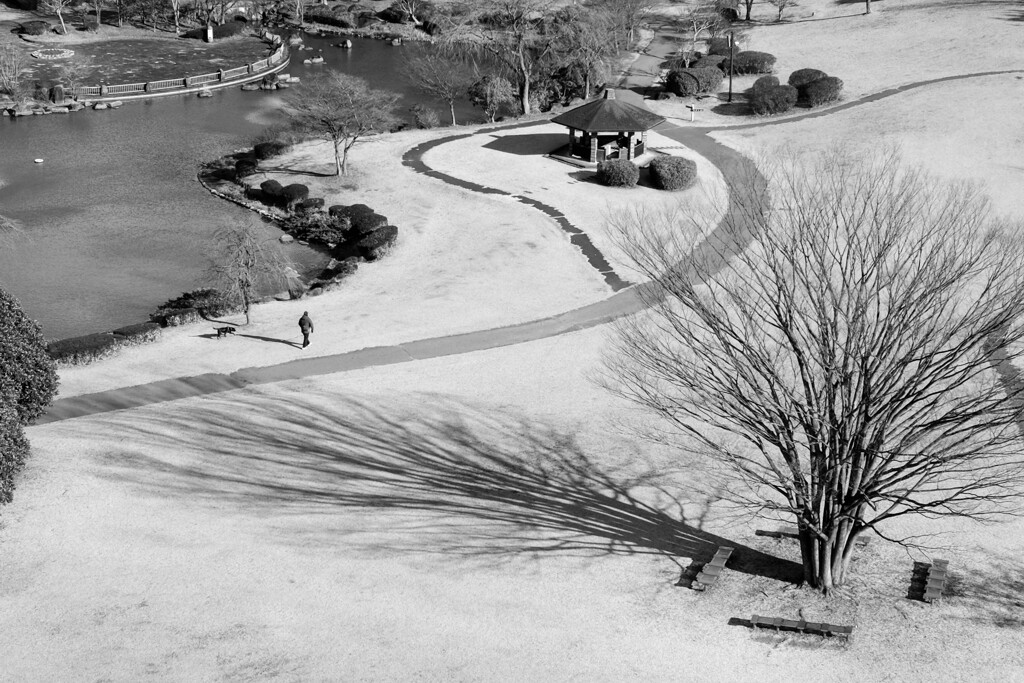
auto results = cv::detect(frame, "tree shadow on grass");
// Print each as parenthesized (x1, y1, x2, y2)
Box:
(945, 557, 1024, 629)
(482, 133, 567, 156)
(97, 390, 802, 583)
(259, 165, 337, 179)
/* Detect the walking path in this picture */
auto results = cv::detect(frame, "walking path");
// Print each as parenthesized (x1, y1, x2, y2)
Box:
(32, 67, 1024, 425)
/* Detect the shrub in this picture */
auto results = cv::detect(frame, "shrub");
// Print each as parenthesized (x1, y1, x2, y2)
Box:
(280, 213, 348, 245)
(111, 322, 162, 346)
(0, 405, 29, 504)
(156, 288, 238, 317)
(19, 20, 51, 35)
(260, 179, 284, 198)
(649, 156, 698, 191)
(82, 18, 99, 31)
(280, 183, 310, 209)
(350, 212, 388, 235)
(666, 67, 724, 96)
(235, 158, 258, 178)
(691, 55, 727, 71)
(410, 104, 440, 129)
(305, 8, 354, 28)
(0, 288, 58, 425)
(597, 159, 639, 188)
(728, 51, 776, 75)
(707, 36, 739, 56)
(328, 204, 348, 218)
(345, 204, 375, 221)
(253, 141, 289, 160)
(749, 75, 780, 96)
(46, 332, 124, 365)
(378, 3, 407, 22)
(788, 68, 829, 90)
(358, 225, 399, 260)
(151, 308, 202, 327)
(297, 197, 325, 214)
(750, 84, 798, 115)
(804, 76, 844, 107)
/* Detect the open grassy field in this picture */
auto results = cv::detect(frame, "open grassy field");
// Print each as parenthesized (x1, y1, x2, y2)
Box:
(4, 0, 1024, 680)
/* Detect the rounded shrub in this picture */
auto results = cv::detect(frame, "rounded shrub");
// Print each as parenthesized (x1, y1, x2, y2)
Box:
(351, 212, 388, 235)
(666, 67, 724, 96)
(804, 76, 844, 107)
(729, 51, 776, 75)
(260, 179, 284, 197)
(234, 158, 258, 178)
(19, 20, 51, 35)
(749, 75, 780, 96)
(788, 68, 829, 90)
(750, 84, 798, 115)
(649, 156, 698, 191)
(358, 225, 399, 261)
(345, 204, 376, 221)
(0, 287, 58, 426)
(597, 159, 639, 188)
(253, 141, 289, 160)
(280, 183, 310, 208)
(328, 204, 348, 218)
(707, 36, 739, 56)
(692, 55, 727, 71)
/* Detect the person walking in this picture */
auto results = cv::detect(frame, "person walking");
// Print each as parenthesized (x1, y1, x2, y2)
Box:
(298, 311, 314, 348)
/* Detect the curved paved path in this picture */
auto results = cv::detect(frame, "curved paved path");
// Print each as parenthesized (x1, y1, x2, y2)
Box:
(33, 69, 1023, 425)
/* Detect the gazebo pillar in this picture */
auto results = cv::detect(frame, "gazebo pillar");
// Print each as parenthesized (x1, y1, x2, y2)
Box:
(628, 132, 637, 160)
(589, 135, 598, 163)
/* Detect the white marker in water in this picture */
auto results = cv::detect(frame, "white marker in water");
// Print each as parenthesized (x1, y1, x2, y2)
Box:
(34, 159, 44, 163)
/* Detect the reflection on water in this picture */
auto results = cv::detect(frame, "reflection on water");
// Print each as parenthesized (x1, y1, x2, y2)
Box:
(0, 35, 477, 339)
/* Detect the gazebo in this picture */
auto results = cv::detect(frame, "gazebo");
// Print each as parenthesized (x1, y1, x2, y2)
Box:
(551, 89, 666, 164)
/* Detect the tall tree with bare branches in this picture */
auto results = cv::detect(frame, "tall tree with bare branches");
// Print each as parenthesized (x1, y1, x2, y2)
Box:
(405, 51, 475, 125)
(284, 72, 400, 176)
(605, 149, 1024, 594)
(208, 223, 291, 326)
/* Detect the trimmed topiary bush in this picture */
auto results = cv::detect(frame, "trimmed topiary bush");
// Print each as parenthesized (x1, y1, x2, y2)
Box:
(649, 156, 698, 191)
(788, 68, 829, 90)
(749, 75, 780, 96)
(156, 288, 238, 317)
(235, 158, 258, 178)
(280, 183, 310, 209)
(750, 84, 798, 115)
(19, 20, 51, 35)
(111, 322, 162, 346)
(0, 288, 58, 426)
(45, 332, 124, 365)
(328, 204, 348, 218)
(707, 36, 739, 56)
(666, 67, 724, 96)
(728, 51, 776, 75)
(692, 55, 727, 71)
(351, 212, 388, 235)
(597, 159, 639, 188)
(358, 225, 399, 261)
(804, 76, 844, 107)
(254, 141, 289, 160)
(0, 404, 29, 504)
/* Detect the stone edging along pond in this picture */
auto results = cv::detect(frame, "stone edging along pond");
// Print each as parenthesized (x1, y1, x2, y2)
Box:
(2, 37, 290, 118)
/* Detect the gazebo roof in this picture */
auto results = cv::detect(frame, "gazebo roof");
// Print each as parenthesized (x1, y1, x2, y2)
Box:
(551, 89, 665, 133)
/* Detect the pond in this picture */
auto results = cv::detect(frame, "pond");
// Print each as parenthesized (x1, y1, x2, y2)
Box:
(0, 34, 480, 340)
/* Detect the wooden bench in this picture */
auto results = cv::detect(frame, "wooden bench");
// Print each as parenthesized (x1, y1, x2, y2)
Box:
(922, 559, 949, 603)
(692, 546, 734, 591)
(750, 615, 853, 641)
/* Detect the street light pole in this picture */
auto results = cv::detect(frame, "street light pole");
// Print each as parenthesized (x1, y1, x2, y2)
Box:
(728, 31, 735, 103)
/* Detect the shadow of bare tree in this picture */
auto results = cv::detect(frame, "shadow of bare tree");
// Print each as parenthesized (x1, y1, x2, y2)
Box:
(946, 558, 1024, 629)
(96, 390, 801, 583)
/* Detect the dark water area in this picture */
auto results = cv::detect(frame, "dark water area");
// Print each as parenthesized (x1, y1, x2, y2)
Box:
(0, 35, 479, 340)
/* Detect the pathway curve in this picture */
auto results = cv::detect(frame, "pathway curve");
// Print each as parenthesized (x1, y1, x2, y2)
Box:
(33, 69, 1023, 425)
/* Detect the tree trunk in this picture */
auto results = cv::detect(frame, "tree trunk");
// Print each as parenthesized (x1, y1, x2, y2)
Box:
(865, 0, 871, 13)
(57, 11, 67, 34)
(94, 0, 101, 30)
(745, 0, 752, 21)
(584, 71, 591, 100)
(334, 140, 344, 176)
(798, 522, 857, 594)
(449, 100, 456, 126)
(243, 291, 251, 325)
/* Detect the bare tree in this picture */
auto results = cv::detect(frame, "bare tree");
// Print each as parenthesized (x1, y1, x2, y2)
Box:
(605, 149, 1024, 594)
(57, 56, 94, 93)
(0, 46, 27, 101)
(547, 5, 618, 100)
(739, 0, 754, 21)
(208, 223, 291, 326)
(40, 0, 74, 33)
(468, 71, 516, 122)
(392, 0, 426, 24)
(168, 0, 183, 34)
(437, 0, 558, 116)
(767, 0, 795, 21)
(682, 1, 722, 66)
(593, 0, 656, 48)
(405, 51, 475, 126)
(284, 72, 399, 176)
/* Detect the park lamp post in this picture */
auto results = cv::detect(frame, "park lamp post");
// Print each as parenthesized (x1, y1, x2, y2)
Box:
(728, 31, 735, 103)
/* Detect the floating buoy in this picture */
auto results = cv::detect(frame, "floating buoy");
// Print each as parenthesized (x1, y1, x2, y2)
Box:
(34, 158, 44, 163)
